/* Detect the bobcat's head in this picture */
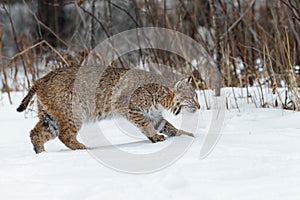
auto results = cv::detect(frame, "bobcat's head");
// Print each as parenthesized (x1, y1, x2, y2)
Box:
(172, 77, 200, 115)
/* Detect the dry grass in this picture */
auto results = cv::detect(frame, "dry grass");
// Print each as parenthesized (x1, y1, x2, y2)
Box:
(0, 0, 299, 110)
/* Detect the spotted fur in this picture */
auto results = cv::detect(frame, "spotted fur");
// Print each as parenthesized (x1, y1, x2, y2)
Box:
(17, 66, 200, 153)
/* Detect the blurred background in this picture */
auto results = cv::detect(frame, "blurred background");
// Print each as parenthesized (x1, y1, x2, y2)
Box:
(0, 0, 299, 109)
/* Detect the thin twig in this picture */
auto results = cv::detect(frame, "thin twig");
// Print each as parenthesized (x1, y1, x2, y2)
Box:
(79, 4, 125, 68)
(2, 3, 31, 89)
(8, 40, 69, 66)
(280, 0, 300, 23)
(110, 1, 139, 27)
(221, 0, 256, 39)
(0, 25, 12, 104)
(22, 0, 69, 48)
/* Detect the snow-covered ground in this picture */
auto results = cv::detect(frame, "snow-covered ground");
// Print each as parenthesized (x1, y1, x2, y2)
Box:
(1, 91, 300, 200)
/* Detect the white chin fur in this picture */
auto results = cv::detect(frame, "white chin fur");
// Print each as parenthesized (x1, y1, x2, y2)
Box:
(180, 109, 198, 115)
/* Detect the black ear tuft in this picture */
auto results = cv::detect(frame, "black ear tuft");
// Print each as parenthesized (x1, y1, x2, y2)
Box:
(174, 106, 181, 115)
(187, 76, 193, 84)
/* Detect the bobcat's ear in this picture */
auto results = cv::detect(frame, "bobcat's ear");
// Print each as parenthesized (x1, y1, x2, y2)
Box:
(186, 76, 193, 84)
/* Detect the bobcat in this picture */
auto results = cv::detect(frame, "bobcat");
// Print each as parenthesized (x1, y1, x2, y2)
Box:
(17, 66, 200, 153)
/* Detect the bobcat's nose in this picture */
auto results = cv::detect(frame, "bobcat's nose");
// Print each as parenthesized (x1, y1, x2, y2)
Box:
(189, 105, 199, 113)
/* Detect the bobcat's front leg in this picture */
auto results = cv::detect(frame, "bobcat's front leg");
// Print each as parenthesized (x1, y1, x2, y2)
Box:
(128, 110, 165, 143)
(142, 123, 165, 143)
(159, 120, 194, 137)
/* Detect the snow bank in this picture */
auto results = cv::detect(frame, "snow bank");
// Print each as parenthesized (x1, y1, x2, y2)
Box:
(0, 92, 300, 200)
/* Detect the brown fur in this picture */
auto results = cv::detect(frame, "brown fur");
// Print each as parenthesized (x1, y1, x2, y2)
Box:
(17, 66, 200, 153)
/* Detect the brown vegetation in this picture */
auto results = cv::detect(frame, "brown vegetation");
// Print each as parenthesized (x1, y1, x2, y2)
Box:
(0, 0, 300, 109)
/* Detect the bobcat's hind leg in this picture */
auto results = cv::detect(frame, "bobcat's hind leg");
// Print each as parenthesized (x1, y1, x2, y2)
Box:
(30, 120, 56, 153)
(57, 119, 86, 150)
(159, 120, 194, 137)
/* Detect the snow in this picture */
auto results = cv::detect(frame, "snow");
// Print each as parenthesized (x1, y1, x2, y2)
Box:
(1, 91, 300, 200)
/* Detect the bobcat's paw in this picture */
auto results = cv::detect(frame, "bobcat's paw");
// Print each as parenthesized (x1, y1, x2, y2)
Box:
(67, 142, 87, 151)
(148, 134, 165, 143)
(33, 146, 45, 154)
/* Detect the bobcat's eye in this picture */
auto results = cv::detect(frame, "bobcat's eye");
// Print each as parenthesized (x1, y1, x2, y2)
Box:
(182, 99, 189, 105)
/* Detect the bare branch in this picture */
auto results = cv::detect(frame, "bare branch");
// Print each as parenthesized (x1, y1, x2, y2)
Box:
(2, 3, 31, 88)
(221, 0, 256, 39)
(22, 0, 69, 47)
(280, 0, 300, 23)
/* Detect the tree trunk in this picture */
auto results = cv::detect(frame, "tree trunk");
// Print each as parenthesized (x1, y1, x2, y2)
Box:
(209, 0, 222, 96)
(37, 0, 65, 47)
